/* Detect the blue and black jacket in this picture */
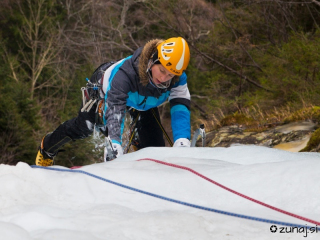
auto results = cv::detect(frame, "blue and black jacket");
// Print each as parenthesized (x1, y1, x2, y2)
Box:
(100, 39, 191, 145)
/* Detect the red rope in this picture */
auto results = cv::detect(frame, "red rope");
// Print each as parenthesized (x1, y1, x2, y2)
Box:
(138, 158, 320, 226)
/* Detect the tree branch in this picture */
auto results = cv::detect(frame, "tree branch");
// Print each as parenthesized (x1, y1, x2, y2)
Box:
(312, 0, 320, 7)
(219, 3, 263, 72)
(190, 44, 273, 92)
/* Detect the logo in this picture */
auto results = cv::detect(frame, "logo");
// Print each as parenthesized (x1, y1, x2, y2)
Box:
(270, 225, 277, 233)
(160, 42, 175, 61)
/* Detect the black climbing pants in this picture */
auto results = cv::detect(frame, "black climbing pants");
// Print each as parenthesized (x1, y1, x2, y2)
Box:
(128, 108, 165, 149)
(42, 106, 165, 155)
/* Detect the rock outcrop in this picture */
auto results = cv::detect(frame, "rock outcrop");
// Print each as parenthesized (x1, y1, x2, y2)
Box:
(203, 121, 318, 152)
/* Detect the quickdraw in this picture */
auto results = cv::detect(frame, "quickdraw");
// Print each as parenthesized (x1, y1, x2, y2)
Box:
(81, 78, 102, 113)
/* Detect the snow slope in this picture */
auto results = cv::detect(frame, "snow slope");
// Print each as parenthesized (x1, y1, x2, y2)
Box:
(0, 145, 319, 240)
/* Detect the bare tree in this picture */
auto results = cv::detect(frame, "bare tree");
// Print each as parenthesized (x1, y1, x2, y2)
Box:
(15, 0, 65, 99)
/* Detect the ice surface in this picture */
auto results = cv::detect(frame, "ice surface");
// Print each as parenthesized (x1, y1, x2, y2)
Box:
(0, 145, 319, 239)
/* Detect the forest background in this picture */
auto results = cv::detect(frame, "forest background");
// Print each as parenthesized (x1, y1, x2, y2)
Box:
(1, 0, 320, 167)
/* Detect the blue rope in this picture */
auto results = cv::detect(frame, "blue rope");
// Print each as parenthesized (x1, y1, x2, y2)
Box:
(31, 165, 319, 231)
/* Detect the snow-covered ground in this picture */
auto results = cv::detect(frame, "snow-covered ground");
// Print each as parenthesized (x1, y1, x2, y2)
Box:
(0, 145, 319, 240)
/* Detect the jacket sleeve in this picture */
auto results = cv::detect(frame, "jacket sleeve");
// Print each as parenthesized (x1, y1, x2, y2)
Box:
(169, 72, 191, 142)
(104, 69, 131, 145)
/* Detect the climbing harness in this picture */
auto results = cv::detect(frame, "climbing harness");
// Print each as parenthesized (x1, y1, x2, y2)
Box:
(80, 62, 115, 136)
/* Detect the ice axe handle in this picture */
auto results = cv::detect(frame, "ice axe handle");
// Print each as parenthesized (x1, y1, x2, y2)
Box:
(104, 127, 118, 161)
(191, 124, 206, 147)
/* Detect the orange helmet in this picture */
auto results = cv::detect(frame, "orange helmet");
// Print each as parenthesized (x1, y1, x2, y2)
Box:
(156, 37, 190, 76)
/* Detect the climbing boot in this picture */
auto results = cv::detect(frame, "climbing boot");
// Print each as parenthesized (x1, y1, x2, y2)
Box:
(35, 137, 54, 166)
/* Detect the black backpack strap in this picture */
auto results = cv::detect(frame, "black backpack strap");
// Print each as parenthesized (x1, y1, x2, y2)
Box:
(90, 61, 115, 84)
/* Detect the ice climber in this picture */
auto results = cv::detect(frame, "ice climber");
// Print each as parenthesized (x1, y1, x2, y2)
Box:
(36, 37, 191, 166)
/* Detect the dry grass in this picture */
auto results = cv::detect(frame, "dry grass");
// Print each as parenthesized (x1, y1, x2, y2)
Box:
(207, 103, 320, 133)
(284, 106, 320, 123)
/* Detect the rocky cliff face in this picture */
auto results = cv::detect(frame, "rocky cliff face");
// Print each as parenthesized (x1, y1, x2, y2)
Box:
(202, 121, 318, 152)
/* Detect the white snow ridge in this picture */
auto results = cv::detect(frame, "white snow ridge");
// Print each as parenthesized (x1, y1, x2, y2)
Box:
(0, 145, 319, 240)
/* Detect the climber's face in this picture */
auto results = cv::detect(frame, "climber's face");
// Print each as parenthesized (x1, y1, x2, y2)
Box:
(150, 64, 176, 88)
